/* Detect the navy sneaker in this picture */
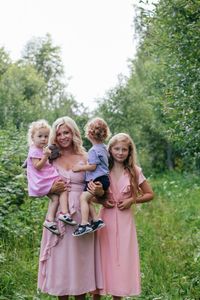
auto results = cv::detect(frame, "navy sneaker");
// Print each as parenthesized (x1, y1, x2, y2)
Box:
(72, 224, 93, 237)
(91, 219, 105, 232)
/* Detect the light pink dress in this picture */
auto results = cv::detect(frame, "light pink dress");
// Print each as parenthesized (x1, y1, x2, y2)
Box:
(27, 146, 60, 197)
(97, 166, 146, 297)
(38, 162, 103, 296)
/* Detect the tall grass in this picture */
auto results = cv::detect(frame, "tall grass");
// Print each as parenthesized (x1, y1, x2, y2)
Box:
(135, 172, 200, 300)
(0, 172, 200, 299)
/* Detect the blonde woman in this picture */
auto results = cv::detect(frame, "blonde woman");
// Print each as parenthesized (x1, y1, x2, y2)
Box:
(38, 116, 103, 300)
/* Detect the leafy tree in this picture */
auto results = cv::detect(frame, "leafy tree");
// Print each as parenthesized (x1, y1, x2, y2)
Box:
(0, 47, 11, 78)
(134, 0, 200, 169)
(21, 33, 66, 110)
(0, 63, 46, 128)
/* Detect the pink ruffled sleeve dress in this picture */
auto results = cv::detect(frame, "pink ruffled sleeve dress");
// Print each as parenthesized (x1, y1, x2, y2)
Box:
(27, 146, 60, 197)
(97, 166, 146, 297)
(37, 161, 103, 297)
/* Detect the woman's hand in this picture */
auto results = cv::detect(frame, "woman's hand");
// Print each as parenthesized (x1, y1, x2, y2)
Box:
(103, 200, 115, 208)
(50, 179, 67, 194)
(87, 180, 104, 197)
(117, 197, 134, 210)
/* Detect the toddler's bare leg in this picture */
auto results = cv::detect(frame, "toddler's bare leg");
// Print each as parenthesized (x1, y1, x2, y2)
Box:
(80, 191, 93, 225)
(47, 194, 59, 221)
(89, 203, 98, 221)
(59, 191, 69, 214)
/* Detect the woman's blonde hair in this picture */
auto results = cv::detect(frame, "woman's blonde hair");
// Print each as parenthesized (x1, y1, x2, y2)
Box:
(49, 116, 85, 155)
(27, 119, 51, 146)
(85, 117, 110, 143)
(108, 133, 139, 197)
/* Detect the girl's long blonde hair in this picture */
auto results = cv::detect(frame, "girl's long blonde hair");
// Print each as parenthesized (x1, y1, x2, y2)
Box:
(49, 116, 85, 155)
(108, 133, 139, 197)
(27, 119, 51, 146)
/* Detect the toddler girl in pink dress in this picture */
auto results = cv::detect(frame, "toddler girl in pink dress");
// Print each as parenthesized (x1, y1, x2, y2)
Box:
(26, 119, 76, 235)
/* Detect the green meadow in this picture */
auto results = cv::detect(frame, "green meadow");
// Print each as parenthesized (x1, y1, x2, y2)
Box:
(1, 171, 199, 300)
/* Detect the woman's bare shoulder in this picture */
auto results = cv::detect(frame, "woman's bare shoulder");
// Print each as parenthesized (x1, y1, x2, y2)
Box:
(77, 152, 87, 164)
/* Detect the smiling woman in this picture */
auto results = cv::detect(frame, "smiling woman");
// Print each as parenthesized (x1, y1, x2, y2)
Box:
(38, 116, 103, 299)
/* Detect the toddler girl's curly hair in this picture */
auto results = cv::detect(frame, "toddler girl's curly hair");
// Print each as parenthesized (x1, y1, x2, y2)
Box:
(85, 117, 110, 143)
(27, 119, 51, 146)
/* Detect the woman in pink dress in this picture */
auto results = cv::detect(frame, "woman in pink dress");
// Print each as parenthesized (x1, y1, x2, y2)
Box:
(37, 116, 103, 300)
(93, 133, 154, 300)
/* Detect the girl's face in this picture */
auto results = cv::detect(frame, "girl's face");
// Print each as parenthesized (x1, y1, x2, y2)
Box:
(110, 141, 129, 163)
(56, 124, 73, 149)
(32, 128, 49, 149)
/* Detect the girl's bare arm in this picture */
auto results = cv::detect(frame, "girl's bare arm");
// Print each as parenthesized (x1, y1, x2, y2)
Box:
(136, 180, 154, 204)
(118, 180, 154, 210)
(32, 156, 49, 170)
(32, 147, 51, 170)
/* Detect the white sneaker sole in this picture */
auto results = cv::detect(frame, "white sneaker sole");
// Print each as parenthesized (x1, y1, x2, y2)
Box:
(58, 217, 77, 226)
(72, 227, 93, 237)
(43, 224, 60, 235)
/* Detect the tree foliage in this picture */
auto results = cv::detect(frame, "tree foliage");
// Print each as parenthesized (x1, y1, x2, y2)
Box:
(0, 63, 46, 128)
(96, 0, 200, 172)
(135, 0, 200, 167)
(21, 33, 65, 108)
(0, 34, 84, 129)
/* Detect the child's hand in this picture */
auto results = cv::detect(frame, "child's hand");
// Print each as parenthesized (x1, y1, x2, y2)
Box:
(117, 198, 134, 210)
(43, 146, 51, 157)
(72, 165, 82, 172)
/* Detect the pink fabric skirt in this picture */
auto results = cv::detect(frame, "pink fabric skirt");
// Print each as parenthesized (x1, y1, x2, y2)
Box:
(38, 170, 103, 296)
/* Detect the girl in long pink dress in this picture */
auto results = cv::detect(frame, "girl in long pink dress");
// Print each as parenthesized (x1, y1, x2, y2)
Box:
(37, 116, 103, 300)
(93, 133, 154, 300)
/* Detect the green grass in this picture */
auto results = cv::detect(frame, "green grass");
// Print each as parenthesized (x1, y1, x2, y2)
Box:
(135, 172, 200, 300)
(0, 172, 200, 299)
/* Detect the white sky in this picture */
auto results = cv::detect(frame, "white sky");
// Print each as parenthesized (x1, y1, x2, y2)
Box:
(0, 0, 137, 110)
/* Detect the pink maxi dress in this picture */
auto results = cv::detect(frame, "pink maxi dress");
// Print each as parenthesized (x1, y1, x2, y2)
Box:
(38, 163, 103, 296)
(97, 166, 145, 297)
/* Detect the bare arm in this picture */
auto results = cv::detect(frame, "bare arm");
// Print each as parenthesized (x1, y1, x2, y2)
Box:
(32, 156, 49, 170)
(31, 147, 51, 170)
(72, 163, 96, 172)
(118, 180, 154, 210)
(136, 180, 154, 204)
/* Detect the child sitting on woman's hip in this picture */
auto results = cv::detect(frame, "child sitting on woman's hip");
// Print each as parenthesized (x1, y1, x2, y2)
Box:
(72, 117, 110, 237)
(26, 119, 76, 235)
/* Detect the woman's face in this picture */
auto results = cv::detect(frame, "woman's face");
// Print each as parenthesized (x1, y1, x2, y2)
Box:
(56, 124, 73, 149)
(110, 141, 129, 163)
